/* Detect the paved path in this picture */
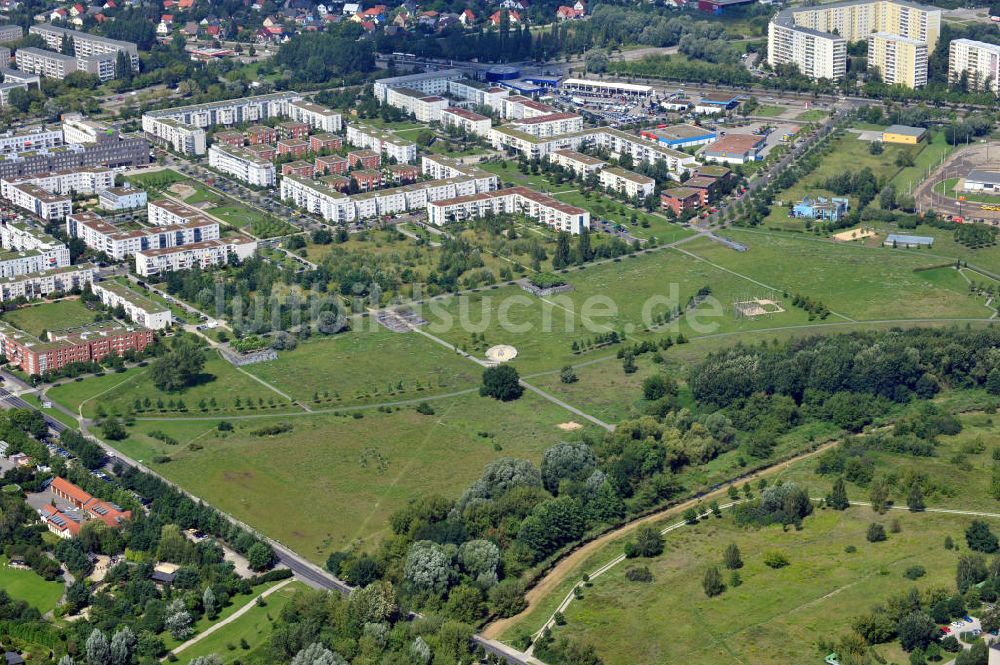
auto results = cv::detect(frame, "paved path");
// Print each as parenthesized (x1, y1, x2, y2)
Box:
(164, 579, 294, 660)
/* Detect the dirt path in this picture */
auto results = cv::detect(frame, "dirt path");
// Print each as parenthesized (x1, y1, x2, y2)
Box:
(481, 440, 839, 640)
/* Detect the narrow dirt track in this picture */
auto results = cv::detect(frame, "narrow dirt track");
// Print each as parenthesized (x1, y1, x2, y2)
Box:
(481, 440, 840, 640)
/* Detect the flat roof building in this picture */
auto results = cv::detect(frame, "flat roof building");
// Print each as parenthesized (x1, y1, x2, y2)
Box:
(882, 124, 926, 144)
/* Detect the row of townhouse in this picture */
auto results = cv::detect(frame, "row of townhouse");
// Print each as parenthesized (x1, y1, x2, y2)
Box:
(1, 166, 114, 197)
(65, 210, 219, 260)
(427, 186, 590, 234)
(135, 236, 257, 277)
(345, 123, 417, 163)
(280, 156, 497, 224)
(207, 143, 276, 186)
(0, 319, 153, 377)
(91, 280, 172, 330)
(0, 263, 95, 302)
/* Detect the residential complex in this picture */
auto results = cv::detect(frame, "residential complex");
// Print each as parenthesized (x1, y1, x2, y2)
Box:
(15, 48, 79, 80)
(345, 123, 417, 164)
(948, 39, 1000, 95)
(439, 107, 492, 137)
(869, 32, 928, 88)
(0, 319, 154, 375)
(286, 100, 343, 133)
(2, 166, 114, 197)
(0, 264, 95, 302)
(92, 281, 172, 330)
(768, 0, 940, 83)
(509, 112, 584, 138)
(66, 210, 219, 260)
(99, 187, 147, 211)
(134, 236, 258, 277)
(598, 167, 656, 199)
(29, 25, 139, 72)
(384, 87, 449, 123)
(427, 187, 591, 234)
(2, 182, 72, 221)
(550, 149, 606, 177)
(208, 144, 276, 186)
(372, 69, 465, 103)
(0, 220, 71, 268)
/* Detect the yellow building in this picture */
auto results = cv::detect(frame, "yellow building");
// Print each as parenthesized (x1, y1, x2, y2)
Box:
(882, 124, 926, 144)
(869, 32, 928, 88)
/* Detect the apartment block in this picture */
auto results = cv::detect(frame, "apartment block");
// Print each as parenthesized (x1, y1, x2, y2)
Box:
(309, 133, 343, 153)
(509, 112, 584, 138)
(276, 138, 309, 158)
(66, 210, 219, 260)
(445, 79, 509, 112)
(0, 264, 95, 302)
(0, 219, 70, 268)
(277, 121, 310, 140)
(869, 32, 927, 88)
(345, 123, 417, 164)
(92, 281, 172, 330)
(439, 107, 492, 137)
(0, 320, 153, 376)
(147, 199, 201, 227)
(599, 167, 656, 199)
(501, 95, 559, 121)
(0, 25, 22, 43)
(427, 187, 590, 234)
(372, 69, 464, 103)
(208, 144, 276, 186)
(3, 183, 72, 221)
(949, 39, 1000, 95)
(316, 154, 349, 175)
(286, 100, 342, 132)
(29, 25, 139, 72)
(143, 118, 206, 155)
(99, 187, 147, 211)
(15, 47, 78, 79)
(2, 166, 114, 197)
(549, 149, 606, 177)
(134, 236, 257, 277)
(384, 87, 449, 123)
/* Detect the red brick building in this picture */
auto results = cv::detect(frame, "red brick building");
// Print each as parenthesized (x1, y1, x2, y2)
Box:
(213, 130, 244, 147)
(315, 155, 349, 175)
(277, 138, 309, 158)
(245, 125, 277, 145)
(43, 477, 132, 538)
(278, 121, 310, 140)
(386, 164, 419, 184)
(282, 160, 315, 177)
(0, 321, 154, 376)
(309, 133, 343, 153)
(247, 144, 276, 162)
(660, 187, 706, 215)
(348, 149, 380, 170)
(351, 169, 383, 192)
(321, 174, 351, 192)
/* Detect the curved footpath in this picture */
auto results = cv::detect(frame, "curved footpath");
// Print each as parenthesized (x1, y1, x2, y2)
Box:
(482, 440, 839, 640)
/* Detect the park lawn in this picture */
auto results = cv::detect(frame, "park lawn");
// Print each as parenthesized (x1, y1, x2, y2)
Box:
(125, 169, 187, 190)
(878, 223, 1000, 277)
(549, 507, 979, 665)
(480, 162, 563, 192)
(553, 190, 694, 244)
(2, 299, 98, 337)
(914, 265, 992, 312)
(796, 109, 828, 122)
(47, 350, 301, 418)
(243, 328, 481, 405)
(210, 205, 294, 239)
(160, 579, 286, 651)
(0, 556, 65, 613)
(22, 393, 79, 430)
(891, 131, 954, 192)
(113, 391, 592, 559)
(680, 228, 989, 321)
(174, 582, 305, 665)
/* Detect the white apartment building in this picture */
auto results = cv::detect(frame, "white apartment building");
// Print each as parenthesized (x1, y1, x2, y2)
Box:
(599, 167, 656, 199)
(0, 264, 94, 302)
(142, 92, 302, 155)
(98, 187, 147, 211)
(62, 117, 115, 144)
(92, 281, 172, 330)
(29, 25, 139, 72)
(15, 47, 78, 79)
(135, 236, 257, 277)
(281, 165, 497, 224)
(549, 149, 606, 177)
(2, 167, 114, 197)
(143, 118, 207, 156)
(869, 32, 927, 88)
(446, 79, 509, 112)
(372, 69, 465, 103)
(767, 0, 940, 81)
(286, 100, 342, 132)
(4, 183, 72, 221)
(501, 95, 559, 121)
(439, 107, 492, 137)
(949, 39, 1000, 95)
(345, 123, 418, 163)
(66, 211, 220, 260)
(427, 187, 590, 234)
(208, 144, 276, 186)
(509, 112, 584, 138)
(0, 127, 63, 154)
(0, 220, 70, 268)
(147, 199, 201, 227)
(384, 87, 449, 123)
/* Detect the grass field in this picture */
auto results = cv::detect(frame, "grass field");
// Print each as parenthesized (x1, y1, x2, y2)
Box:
(47, 350, 299, 418)
(109, 391, 591, 559)
(754, 105, 786, 117)
(2, 299, 97, 337)
(545, 507, 981, 665)
(0, 556, 65, 613)
(175, 581, 304, 665)
(243, 328, 481, 405)
(890, 132, 954, 192)
(796, 109, 829, 122)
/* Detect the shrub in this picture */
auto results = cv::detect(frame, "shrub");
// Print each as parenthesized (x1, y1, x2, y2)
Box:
(625, 566, 653, 582)
(415, 402, 435, 415)
(763, 551, 789, 569)
(904, 566, 926, 580)
(867, 523, 887, 543)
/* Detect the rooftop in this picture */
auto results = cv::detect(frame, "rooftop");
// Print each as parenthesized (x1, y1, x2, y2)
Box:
(93, 280, 168, 315)
(650, 124, 717, 140)
(884, 124, 927, 137)
(967, 170, 1000, 186)
(553, 149, 604, 166)
(602, 166, 655, 184)
(705, 133, 764, 154)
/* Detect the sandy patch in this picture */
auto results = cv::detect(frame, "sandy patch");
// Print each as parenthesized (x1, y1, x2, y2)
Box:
(558, 422, 582, 431)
